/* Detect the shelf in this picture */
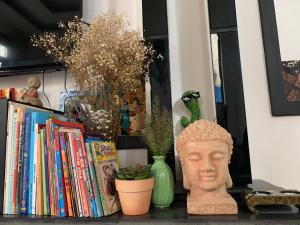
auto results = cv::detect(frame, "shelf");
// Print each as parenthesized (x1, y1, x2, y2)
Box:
(1, 200, 300, 224)
(1, 181, 299, 224)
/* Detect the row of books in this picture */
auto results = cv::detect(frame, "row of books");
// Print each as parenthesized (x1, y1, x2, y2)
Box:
(0, 88, 26, 101)
(3, 101, 121, 217)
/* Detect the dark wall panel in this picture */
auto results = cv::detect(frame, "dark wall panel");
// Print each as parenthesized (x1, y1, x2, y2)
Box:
(208, 0, 237, 29)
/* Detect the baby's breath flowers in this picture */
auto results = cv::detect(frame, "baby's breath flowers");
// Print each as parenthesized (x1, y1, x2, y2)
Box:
(32, 12, 158, 139)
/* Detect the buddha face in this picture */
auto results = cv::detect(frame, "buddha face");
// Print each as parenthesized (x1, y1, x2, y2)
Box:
(181, 140, 229, 192)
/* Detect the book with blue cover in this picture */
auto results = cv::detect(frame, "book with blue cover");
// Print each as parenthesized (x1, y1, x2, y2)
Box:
(20, 111, 32, 214)
(85, 142, 104, 217)
(28, 111, 51, 215)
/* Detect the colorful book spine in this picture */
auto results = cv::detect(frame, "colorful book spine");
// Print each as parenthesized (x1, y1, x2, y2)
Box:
(54, 127, 66, 217)
(90, 143, 108, 215)
(3, 104, 15, 214)
(73, 136, 89, 217)
(17, 107, 25, 214)
(28, 113, 34, 214)
(59, 132, 73, 217)
(36, 125, 43, 216)
(85, 142, 104, 217)
(31, 123, 39, 214)
(40, 128, 47, 215)
(67, 132, 83, 217)
(65, 132, 79, 217)
(46, 120, 56, 216)
(76, 135, 93, 217)
(42, 128, 51, 215)
(20, 112, 32, 214)
(12, 108, 21, 214)
(8, 110, 18, 214)
(28, 112, 51, 214)
(79, 134, 98, 217)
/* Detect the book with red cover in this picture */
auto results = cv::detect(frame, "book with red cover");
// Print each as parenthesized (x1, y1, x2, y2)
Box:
(73, 135, 90, 217)
(58, 131, 73, 217)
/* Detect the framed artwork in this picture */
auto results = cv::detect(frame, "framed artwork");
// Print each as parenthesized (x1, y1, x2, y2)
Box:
(259, 0, 300, 116)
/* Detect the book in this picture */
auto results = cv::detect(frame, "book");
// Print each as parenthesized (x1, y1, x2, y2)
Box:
(58, 131, 73, 217)
(66, 132, 83, 217)
(0, 99, 63, 214)
(35, 125, 44, 216)
(28, 111, 51, 214)
(54, 127, 66, 217)
(40, 128, 49, 215)
(20, 111, 32, 214)
(85, 142, 104, 217)
(78, 133, 96, 217)
(42, 128, 51, 215)
(12, 108, 21, 214)
(73, 135, 90, 217)
(90, 142, 120, 216)
(3, 103, 15, 214)
(17, 107, 25, 214)
(8, 109, 18, 214)
(46, 120, 85, 217)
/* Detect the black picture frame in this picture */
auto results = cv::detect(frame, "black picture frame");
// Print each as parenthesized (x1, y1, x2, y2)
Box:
(259, 0, 300, 116)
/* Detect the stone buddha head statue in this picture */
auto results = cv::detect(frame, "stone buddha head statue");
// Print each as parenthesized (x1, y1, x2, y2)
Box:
(176, 119, 238, 215)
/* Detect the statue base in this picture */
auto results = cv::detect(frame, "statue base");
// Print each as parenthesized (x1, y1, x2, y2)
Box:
(187, 194, 238, 215)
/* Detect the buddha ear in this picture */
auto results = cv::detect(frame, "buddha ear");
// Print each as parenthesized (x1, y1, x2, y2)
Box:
(225, 169, 233, 188)
(180, 159, 191, 190)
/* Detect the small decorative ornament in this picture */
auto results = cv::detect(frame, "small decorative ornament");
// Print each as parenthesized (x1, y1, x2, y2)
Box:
(22, 76, 43, 107)
(180, 90, 201, 128)
(86, 109, 113, 139)
(176, 119, 238, 215)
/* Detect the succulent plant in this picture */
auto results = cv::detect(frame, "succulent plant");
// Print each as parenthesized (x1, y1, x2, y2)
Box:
(117, 164, 152, 180)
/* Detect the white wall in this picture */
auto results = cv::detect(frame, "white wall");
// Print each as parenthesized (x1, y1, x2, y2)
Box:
(83, 0, 143, 29)
(166, 0, 216, 180)
(235, 0, 300, 190)
(274, 0, 300, 61)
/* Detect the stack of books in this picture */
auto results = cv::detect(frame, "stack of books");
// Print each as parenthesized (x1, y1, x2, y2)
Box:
(2, 101, 121, 217)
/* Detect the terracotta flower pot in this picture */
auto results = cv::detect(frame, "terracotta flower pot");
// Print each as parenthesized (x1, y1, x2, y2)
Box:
(115, 177, 154, 215)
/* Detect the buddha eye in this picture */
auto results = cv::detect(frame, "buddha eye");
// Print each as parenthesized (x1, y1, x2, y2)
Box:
(212, 153, 225, 160)
(187, 154, 201, 161)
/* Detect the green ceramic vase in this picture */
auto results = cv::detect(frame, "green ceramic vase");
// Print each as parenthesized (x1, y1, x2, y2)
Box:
(151, 156, 174, 208)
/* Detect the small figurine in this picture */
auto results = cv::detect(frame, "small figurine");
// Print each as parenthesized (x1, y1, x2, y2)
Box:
(120, 102, 131, 135)
(176, 119, 238, 215)
(180, 90, 201, 128)
(22, 76, 43, 107)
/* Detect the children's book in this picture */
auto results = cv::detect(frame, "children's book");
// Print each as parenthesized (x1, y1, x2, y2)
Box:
(85, 142, 104, 217)
(90, 142, 120, 216)
(28, 111, 51, 214)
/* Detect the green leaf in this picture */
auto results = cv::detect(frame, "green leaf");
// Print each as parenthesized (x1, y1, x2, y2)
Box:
(116, 163, 152, 180)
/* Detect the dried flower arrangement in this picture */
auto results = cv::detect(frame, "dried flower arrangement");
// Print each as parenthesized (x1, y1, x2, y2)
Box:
(143, 101, 173, 156)
(31, 12, 158, 139)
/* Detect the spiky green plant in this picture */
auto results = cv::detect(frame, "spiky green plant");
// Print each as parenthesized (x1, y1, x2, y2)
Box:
(143, 100, 173, 156)
(117, 164, 152, 180)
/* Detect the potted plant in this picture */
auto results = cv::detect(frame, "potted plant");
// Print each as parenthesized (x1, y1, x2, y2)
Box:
(115, 164, 154, 215)
(143, 101, 174, 208)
